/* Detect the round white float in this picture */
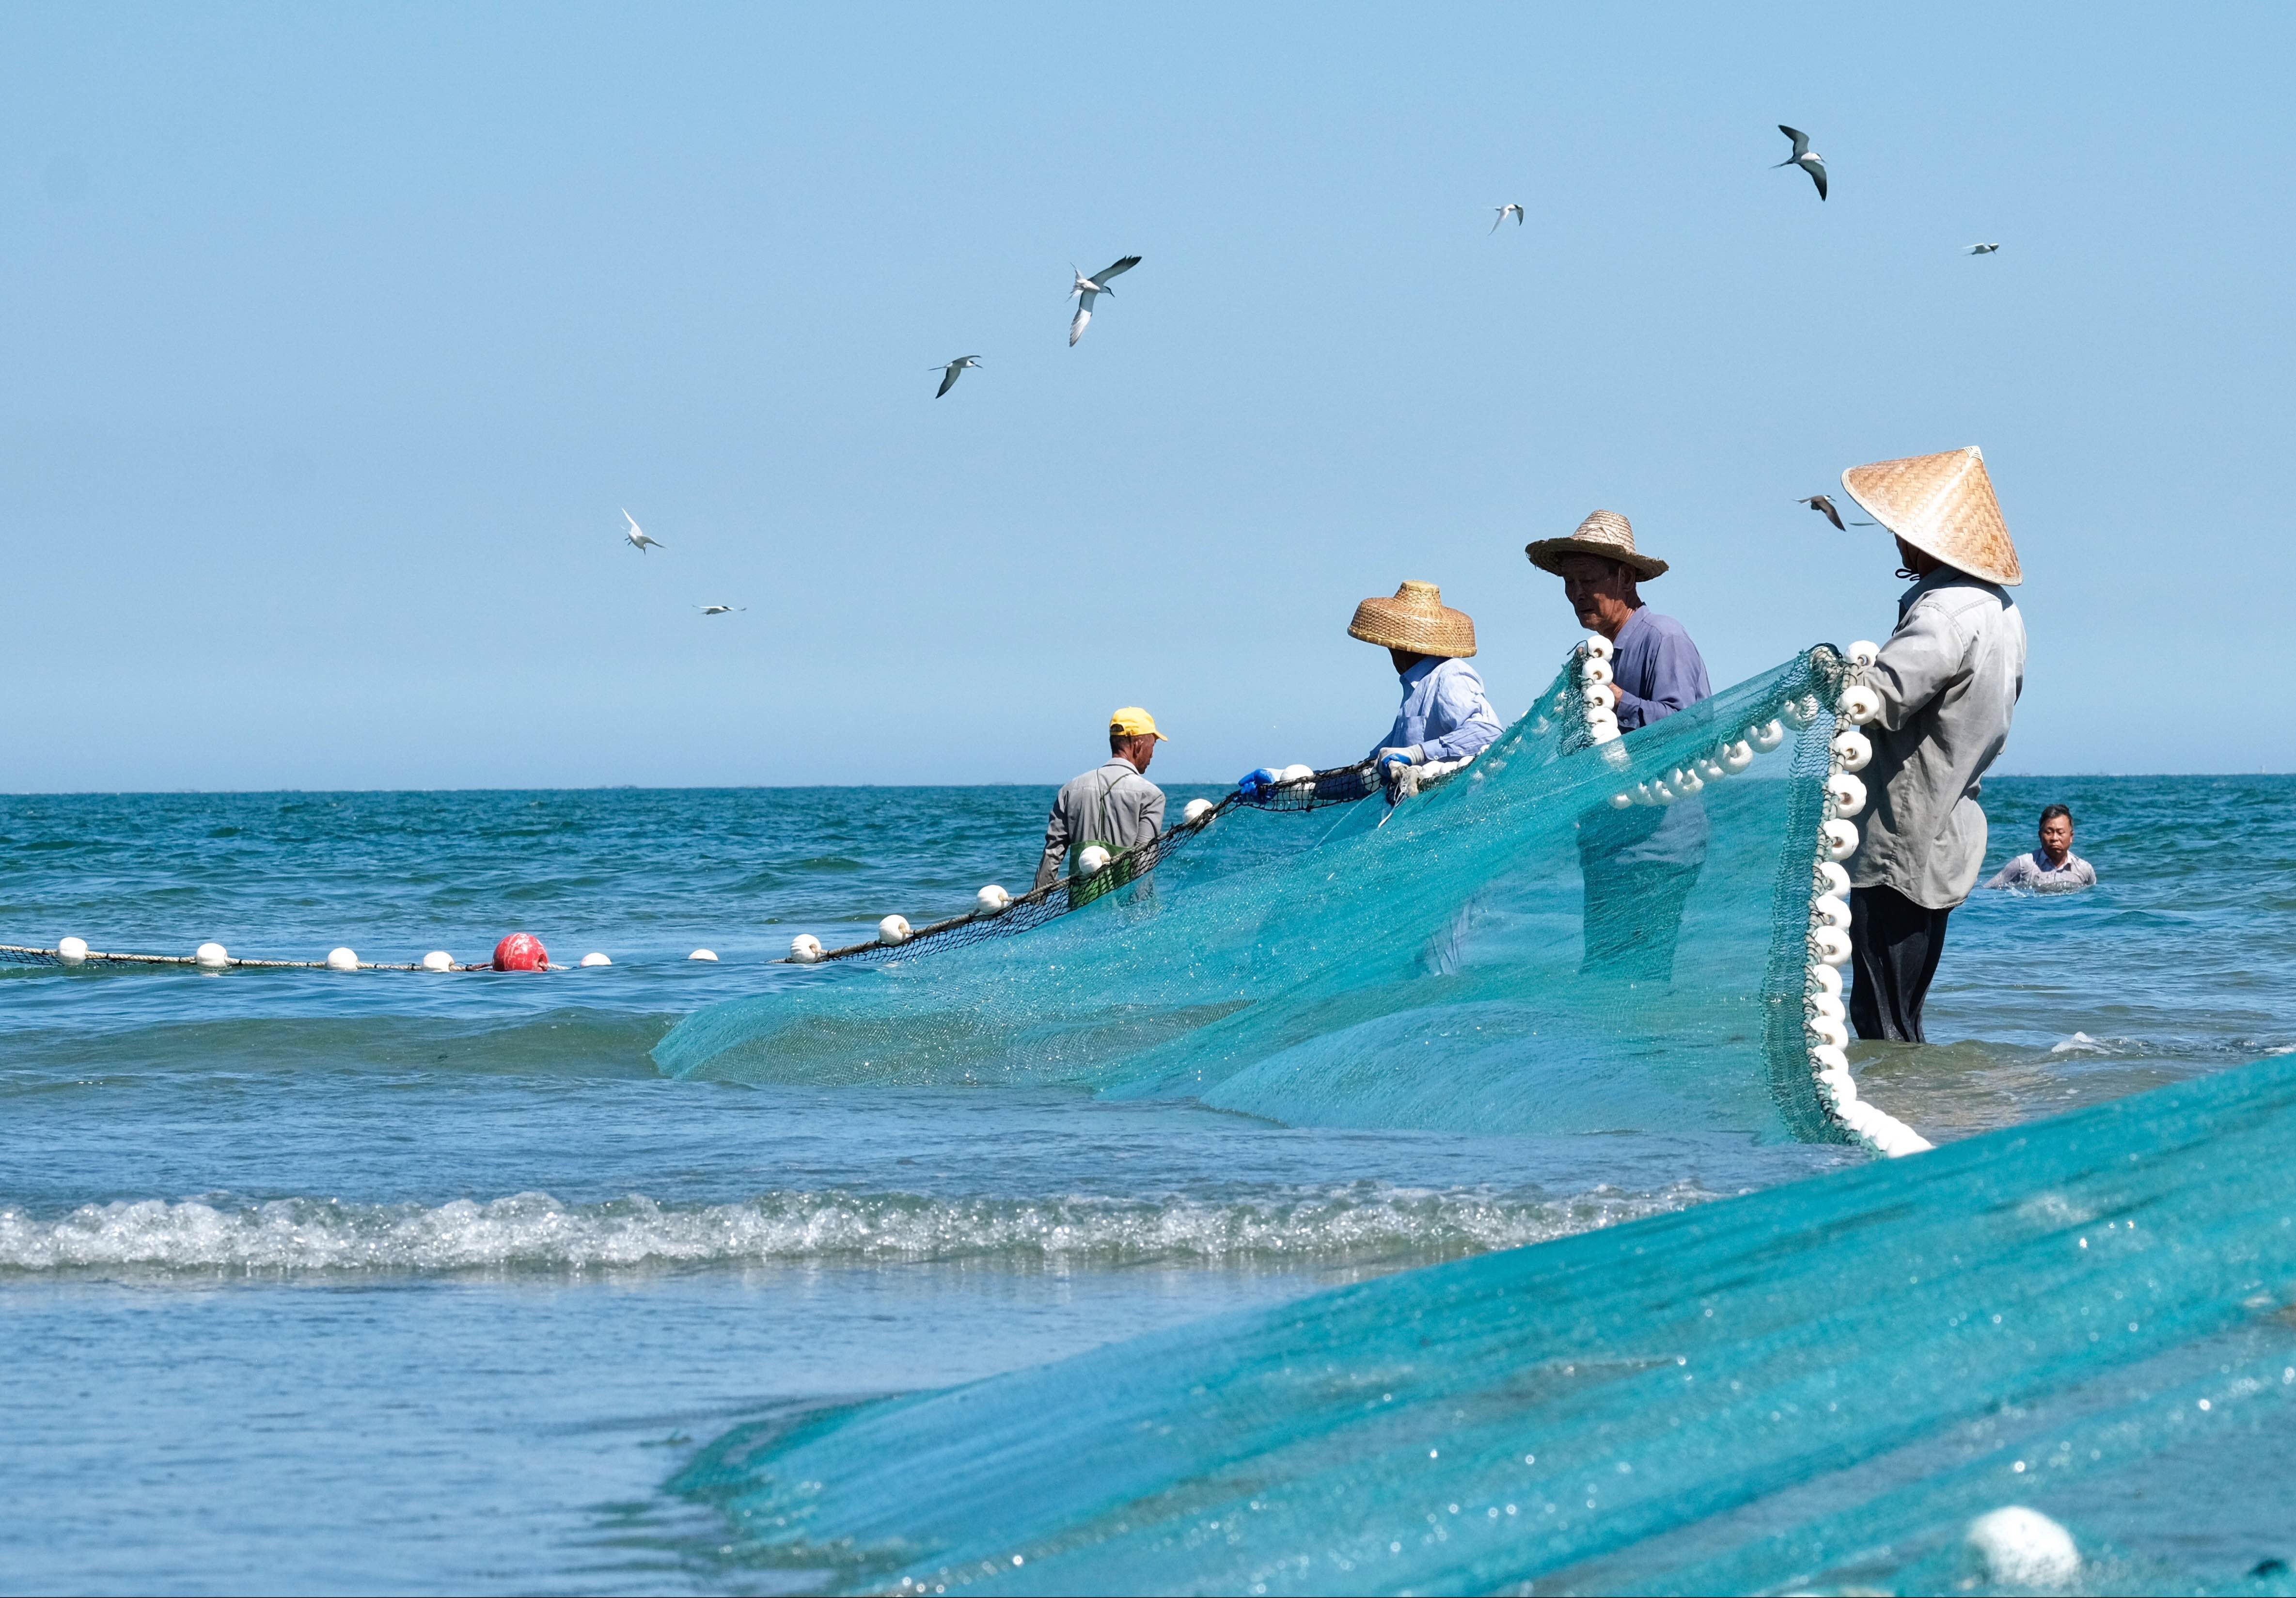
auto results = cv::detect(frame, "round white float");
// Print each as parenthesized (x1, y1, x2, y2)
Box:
(1275, 763, 1315, 784)
(1837, 685, 1883, 725)
(1748, 719, 1786, 752)
(1807, 1013, 1850, 1050)
(579, 952, 611, 967)
(1608, 791, 1634, 809)
(325, 947, 360, 972)
(57, 936, 88, 965)
(1830, 728, 1872, 772)
(1815, 860, 1852, 897)
(1827, 772, 1868, 817)
(688, 949, 719, 962)
(1808, 962, 1843, 998)
(1076, 845, 1113, 877)
(1581, 656, 1613, 686)
(1966, 1507, 2079, 1588)
(789, 934, 825, 963)
(1822, 818, 1860, 861)
(1810, 924, 1853, 966)
(1812, 892, 1853, 929)
(1810, 1042, 1850, 1073)
(1181, 798, 1215, 826)
(421, 950, 455, 971)
(194, 942, 229, 969)
(876, 916, 912, 946)
(1847, 639, 1881, 668)
(1582, 633, 1613, 661)
(976, 884, 1015, 914)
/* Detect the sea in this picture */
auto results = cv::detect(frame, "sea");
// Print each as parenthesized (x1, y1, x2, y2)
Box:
(2, 775, 2290, 1594)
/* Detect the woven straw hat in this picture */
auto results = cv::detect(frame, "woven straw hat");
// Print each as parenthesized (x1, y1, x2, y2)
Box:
(1840, 445, 2021, 586)
(1347, 580, 1477, 658)
(1524, 509, 1669, 581)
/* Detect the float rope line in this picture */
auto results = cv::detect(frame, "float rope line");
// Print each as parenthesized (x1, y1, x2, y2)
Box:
(796, 759, 1404, 965)
(0, 943, 490, 972)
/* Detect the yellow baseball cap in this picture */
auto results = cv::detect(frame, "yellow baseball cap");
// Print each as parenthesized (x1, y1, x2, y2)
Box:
(1109, 706, 1169, 741)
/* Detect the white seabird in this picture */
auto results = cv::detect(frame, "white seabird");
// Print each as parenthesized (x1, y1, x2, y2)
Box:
(623, 510, 665, 553)
(933, 355, 982, 397)
(698, 604, 747, 616)
(1068, 255, 1142, 347)
(1491, 203, 1525, 232)
(1966, 242, 2001, 254)
(1775, 125, 1827, 201)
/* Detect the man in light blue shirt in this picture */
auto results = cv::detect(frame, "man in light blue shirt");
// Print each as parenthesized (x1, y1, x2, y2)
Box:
(1240, 581, 1501, 802)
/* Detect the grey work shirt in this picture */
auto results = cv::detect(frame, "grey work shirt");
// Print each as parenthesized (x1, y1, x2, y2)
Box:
(1034, 757, 1167, 889)
(1849, 570, 2028, 910)
(1984, 849, 2096, 892)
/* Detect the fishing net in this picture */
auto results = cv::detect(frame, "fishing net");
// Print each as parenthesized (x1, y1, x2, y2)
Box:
(668, 1046, 2296, 1595)
(654, 644, 1880, 1150)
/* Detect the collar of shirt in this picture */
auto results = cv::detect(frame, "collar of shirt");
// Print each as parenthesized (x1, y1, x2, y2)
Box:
(1103, 755, 1145, 778)
(1399, 656, 1442, 692)
(1610, 606, 1651, 651)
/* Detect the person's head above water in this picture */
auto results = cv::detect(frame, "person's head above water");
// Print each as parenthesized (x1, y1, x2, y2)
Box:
(1108, 706, 1166, 774)
(1524, 511, 1669, 641)
(1346, 581, 1477, 676)
(2038, 804, 2075, 866)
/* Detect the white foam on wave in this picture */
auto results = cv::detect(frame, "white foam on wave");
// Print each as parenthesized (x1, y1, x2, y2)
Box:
(0, 1183, 1712, 1276)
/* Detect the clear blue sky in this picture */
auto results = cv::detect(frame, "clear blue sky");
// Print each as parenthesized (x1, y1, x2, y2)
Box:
(5, 3, 2288, 790)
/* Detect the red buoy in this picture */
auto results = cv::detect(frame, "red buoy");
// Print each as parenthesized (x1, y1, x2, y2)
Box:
(492, 932, 549, 972)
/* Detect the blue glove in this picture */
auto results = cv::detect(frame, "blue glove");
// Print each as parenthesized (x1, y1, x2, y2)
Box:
(1238, 767, 1277, 801)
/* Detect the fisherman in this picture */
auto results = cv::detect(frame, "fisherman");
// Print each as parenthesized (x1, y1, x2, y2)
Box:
(1837, 446, 2028, 1042)
(1237, 581, 1501, 802)
(1984, 804, 2094, 891)
(1034, 708, 1169, 894)
(1525, 511, 1710, 979)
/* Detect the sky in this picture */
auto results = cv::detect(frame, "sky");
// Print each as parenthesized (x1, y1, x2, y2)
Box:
(3, 2, 2290, 790)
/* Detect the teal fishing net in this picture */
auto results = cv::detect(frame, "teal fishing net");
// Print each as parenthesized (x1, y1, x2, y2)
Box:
(669, 1047, 2296, 1595)
(654, 646, 1862, 1147)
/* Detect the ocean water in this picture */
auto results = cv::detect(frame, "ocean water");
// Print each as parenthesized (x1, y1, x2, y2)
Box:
(3, 775, 2292, 1593)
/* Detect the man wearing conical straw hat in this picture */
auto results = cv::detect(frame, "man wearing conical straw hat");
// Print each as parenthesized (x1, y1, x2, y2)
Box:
(1526, 510, 1712, 980)
(1835, 445, 2028, 1044)
(1236, 582, 1501, 802)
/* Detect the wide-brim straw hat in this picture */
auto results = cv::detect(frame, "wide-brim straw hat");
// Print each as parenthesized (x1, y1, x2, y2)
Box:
(1524, 509, 1669, 581)
(1348, 580, 1477, 658)
(1840, 445, 2021, 586)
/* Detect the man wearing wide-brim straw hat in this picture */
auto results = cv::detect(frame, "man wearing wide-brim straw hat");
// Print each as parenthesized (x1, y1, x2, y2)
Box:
(1236, 581, 1501, 802)
(1834, 444, 2028, 1044)
(1527, 510, 1713, 980)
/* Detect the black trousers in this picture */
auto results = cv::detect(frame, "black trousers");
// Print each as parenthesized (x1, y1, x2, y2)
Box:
(1848, 885, 1951, 1043)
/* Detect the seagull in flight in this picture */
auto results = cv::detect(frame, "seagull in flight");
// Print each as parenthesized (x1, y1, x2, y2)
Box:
(1796, 494, 1873, 532)
(697, 603, 746, 617)
(1491, 203, 1525, 233)
(1775, 126, 1827, 201)
(1965, 242, 2001, 254)
(932, 355, 982, 397)
(622, 510, 665, 553)
(1068, 255, 1142, 347)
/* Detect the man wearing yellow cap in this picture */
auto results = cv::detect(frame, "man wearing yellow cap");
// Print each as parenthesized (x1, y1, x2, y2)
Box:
(1034, 708, 1170, 893)
(1836, 446, 2028, 1043)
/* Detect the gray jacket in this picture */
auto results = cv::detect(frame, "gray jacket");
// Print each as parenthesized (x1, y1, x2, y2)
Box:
(1035, 758, 1166, 889)
(1850, 570, 2027, 910)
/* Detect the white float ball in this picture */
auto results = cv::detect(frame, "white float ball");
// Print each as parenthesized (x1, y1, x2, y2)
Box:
(1721, 740, 1755, 774)
(57, 936, 88, 965)
(1966, 1507, 2079, 1589)
(1075, 846, 1113, 878)
(1276, 763, 1315, 784)
(1815, 1065, 1857, 1104)
(688, 949, 719, 962)
(1584, 681, 1616, 712)
(1808, 962, 1843, 998)
(1749, 719, 1786, 752)
(1847, 639, 1881, 668)
(1830, 728, 1872, 772)
(1649, 779, 1678, 805)
(195, 942, 229, 968)
(1810, 990, 1846, 1023)
(1808, 1013, 1850, 1050)
(1827, 771, 1868, 817)
(1823, 818, 1860, 861)
(1582, 633, 1613, 661)
(1581, 656, 1613, 686)
(876, 916, 912, 946)
(1608, 791, 1634, 809)
(1810, 924, 1853, 966)
(789, 934, 825, 963)
(579, 952, 611, 967)
(1810, 1042, 1850, 1074)
(976, 884, 1013, 914)
(325, 947, 360, 971)
(421, 950, 454, 971)
(1812, 892, 1853, 929)
(1838, 684, 1883, 725)
(1815, 860, 1852, 898)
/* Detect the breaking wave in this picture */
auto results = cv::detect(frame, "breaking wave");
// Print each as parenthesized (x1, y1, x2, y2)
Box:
(0, 1182, 1716, 1276)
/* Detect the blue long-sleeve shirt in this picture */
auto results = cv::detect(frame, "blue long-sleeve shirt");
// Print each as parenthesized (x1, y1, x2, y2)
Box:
(1608, 607, 1710, 730)
(1370, 657, 1503, 764)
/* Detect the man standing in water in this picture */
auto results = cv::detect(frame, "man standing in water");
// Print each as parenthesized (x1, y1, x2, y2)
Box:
(1837, 446, 2028, 1041)
(1524, 511, 1711, 978)
(1985, 804, 2094, 891)
(1035, 708, 1168, 895)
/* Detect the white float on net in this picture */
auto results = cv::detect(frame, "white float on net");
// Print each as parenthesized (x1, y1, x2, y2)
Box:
(1966, 1507, 2079, 1588)
(789, 934, 825, 963)
(1830, 728, 1872, 772)
(57, 936, 88, 965)
(1181, 798, 1215, 826)
(1811, 891, 1853, 929)
(1822, 819, 1860, 861)
(1582, 633, 1613, 661)
(1810, 924, 1853, 965)
(1721, 740, 1755, 773)
(1827, 772, 1868, 816)
(579, 952, 611, 967)
(1749, 719, 1786, 752)
(325, 947, 360, 971)
(876, 915, 913, 946)
(422, 950, 455, 971)
(195, 942, 229, 968)
(1275, 763, 1315, 784)
(1837, 684, 1882, 725)
(1847, 639, 1882, 668)
(1815, 860, 1852, 897)
(977, 884, 1014, 913)
(1076, 845, 1113, 876)
(1808, 961, 1843, 998)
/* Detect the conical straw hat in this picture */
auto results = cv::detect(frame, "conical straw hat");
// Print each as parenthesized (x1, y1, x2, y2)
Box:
(1524, 509, 1669, 580)
(1347, 580, 1477, 658)
(1840, 445, 2021, 586)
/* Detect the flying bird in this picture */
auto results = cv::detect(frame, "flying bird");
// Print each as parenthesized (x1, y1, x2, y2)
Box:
(1068, 255, 1142, 347)
(698, 604, 747, 617)
(1775, 126, 1827, 201)
(622, 510, 665, 553)
(1965, 242, 2001, 255)
(932, 355, 982, 397)
(1797, 494, 1873, 531)
(1491, 203, 1525, 232)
